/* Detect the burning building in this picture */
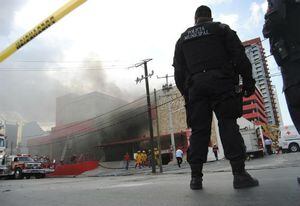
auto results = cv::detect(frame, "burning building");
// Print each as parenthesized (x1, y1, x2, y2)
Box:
(28, 91, 149, 162)
(28, 88, 221, 163)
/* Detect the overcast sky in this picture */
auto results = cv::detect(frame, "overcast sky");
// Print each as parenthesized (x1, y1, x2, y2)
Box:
(0, 0, 293, 128)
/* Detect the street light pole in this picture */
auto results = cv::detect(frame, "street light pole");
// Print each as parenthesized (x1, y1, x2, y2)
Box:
(157, 74, 176, 161)
(167, 100, 176, 160)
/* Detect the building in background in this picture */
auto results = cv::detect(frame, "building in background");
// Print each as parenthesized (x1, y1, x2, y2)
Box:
(0, 112, 46, 154)
(272, 87, 283, 127)
(28, 88, 262, 163)
(243, 37, 280, 126)
(3, 122, 18, 155)
(242, 87, 268, 125)
(20, 121, 47, 154)
(56, 92, 128, 126)
(29, 91, 146, 162)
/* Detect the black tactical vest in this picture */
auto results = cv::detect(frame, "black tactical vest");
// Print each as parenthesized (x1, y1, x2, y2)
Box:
(180, 22, 229, 74)
(285, 3, 300, 45)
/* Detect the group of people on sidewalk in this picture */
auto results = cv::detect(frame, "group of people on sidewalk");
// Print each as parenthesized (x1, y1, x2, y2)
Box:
(123, 149, 160, 170)
(134, 150, 150, 169)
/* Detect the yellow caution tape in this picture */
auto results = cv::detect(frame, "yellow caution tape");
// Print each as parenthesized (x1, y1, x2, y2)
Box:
(0, 0, 87, 62)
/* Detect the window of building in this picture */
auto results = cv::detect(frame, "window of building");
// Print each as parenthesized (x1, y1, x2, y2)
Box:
(255, 66, 262, 71)
(254, 62, 261, 66)
(243, 101, 252, 106)
(257, 75, 264, 79)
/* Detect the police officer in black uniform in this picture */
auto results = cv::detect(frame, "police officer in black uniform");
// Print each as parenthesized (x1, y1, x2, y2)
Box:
(263, 0, 300, 137)
(263, 0, 300, 184)
(173, 5, 259, 190)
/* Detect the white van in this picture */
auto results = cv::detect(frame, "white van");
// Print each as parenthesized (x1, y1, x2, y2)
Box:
(279, 136, 300, 153)
(279, 125, 300, 153)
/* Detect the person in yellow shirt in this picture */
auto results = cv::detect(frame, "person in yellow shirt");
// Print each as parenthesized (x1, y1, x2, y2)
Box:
(141, 151, 147, 167)
(135, 151, 142, 169)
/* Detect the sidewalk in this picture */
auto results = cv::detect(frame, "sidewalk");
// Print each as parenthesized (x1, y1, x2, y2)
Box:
(78, 153, 300, 178)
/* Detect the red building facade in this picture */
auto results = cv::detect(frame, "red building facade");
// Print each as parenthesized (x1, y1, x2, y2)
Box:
(242, 87, 268, 126)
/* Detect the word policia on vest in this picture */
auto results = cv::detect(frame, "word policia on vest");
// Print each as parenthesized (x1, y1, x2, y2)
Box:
(184, 26, 210, 40)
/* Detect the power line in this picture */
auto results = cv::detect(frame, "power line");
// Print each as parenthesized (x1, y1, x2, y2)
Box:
(270, 72, 281, 77)
(11, 59, 134, 63)
(50, 95, 148, 133)
(0, 60, 145, 72)
(0, 66, 135, 72)
(260, 38, 268, 43)
(31, 90, 153, 141)
(27, 93, 183, 148)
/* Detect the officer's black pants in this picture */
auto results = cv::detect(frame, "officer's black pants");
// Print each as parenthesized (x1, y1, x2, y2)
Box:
(188, 97, 246, 164)
(282, 59, 300, 133)
(285, 84, 300, 133)
(187, 71, 246, 165)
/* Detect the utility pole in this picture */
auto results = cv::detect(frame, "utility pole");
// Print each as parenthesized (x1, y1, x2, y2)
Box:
(157, 74, 174, 91)
(157, 74, 176, 162)
(135, 59, 156, 173)
(154, 89, 163, 173)
(10, 141, 13, 155)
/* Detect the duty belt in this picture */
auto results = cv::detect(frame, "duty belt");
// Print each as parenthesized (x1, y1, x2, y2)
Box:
(191, 66, 221, 75)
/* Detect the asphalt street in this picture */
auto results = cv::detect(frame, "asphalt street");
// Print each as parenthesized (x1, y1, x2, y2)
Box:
(1, 154, 300, 206)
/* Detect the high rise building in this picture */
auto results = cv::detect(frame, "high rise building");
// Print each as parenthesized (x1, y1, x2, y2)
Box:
(243, 38, 280, 126)
(242, 87, 268, 125)
(272, 87, 283, 127)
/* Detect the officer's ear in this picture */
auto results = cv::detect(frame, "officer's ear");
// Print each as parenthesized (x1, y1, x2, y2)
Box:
(195, 17, 202, 25)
